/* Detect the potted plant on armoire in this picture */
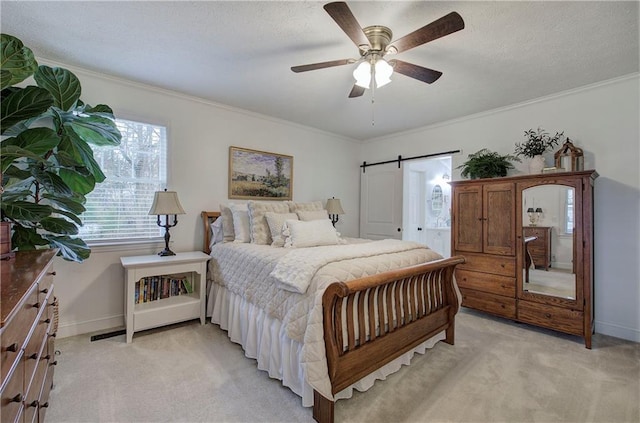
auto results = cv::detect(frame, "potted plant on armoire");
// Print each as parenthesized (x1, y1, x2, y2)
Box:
(1, 34, 121, 262)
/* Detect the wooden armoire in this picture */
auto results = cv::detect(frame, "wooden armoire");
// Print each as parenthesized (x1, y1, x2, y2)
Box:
(450, 170, 597, 348)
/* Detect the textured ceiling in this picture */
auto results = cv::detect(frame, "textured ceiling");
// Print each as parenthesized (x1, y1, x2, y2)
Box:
(2, 1, 638, 141)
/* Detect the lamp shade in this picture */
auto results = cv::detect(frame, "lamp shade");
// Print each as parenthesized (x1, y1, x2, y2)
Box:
(148, 190, 186, 215)
(527, 208, 535, 213)
(353, 61, 372, 89)
(326, 198, 345, 215)
(535, 208, 543, 213)
(374, 58, 393, 88)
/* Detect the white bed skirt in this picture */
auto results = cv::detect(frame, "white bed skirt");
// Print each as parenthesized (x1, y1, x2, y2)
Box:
(207, 282, 445, 407)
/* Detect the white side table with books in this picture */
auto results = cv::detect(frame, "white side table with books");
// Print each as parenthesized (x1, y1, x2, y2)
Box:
(120, 251, 209, 343)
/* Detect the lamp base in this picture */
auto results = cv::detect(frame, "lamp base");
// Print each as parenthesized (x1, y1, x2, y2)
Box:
(157, 248, 176, 257)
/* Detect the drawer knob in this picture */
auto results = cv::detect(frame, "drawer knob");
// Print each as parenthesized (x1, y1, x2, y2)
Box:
(11, 393, 22, 403)
(40, 288, 49, 294)
(44, 354, 51, 360)
(545, 313, 552, 318)
(28, 400, 38, 408)
(50, 360, 58, 366)
(33, 302, 41, 309)
(40, 402, 49, 409)
(50, 332, 57, 338)
(47, 271, 56, 276)
(28, 352, 38, 360)
(44, 318, 51, 324)
(5, 342, 19, 352)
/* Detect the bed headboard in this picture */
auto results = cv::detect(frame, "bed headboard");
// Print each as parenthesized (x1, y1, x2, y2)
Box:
(201, 211, 221, 255)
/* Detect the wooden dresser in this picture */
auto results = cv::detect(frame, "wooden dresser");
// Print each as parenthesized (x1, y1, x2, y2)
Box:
(1, 249, 58, 423)
(522, 226, 552, 270)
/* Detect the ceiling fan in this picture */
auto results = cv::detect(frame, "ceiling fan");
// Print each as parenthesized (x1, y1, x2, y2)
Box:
(291, 2, 465, 98)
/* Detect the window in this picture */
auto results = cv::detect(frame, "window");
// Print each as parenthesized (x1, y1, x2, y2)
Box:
(78, 118, 167, 242)
(565, 188, 574, 234)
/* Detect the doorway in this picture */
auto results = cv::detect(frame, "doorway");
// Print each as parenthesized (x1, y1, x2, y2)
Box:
(402, 156, 452, 257)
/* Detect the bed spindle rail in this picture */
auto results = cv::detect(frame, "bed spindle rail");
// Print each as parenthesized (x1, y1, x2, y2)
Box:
(321, 256, 464, 396)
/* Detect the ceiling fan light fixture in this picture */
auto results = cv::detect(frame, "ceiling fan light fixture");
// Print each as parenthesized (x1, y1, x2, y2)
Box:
(353, 61, 372, 88)
(374, 58, 393, 88)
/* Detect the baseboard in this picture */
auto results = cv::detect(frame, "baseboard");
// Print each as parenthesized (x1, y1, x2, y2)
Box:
(57, 314, 124, 339)
(595, 320, 640, 343)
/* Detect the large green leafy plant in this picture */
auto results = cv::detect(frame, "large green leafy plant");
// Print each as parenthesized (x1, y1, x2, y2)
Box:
(1, 34, 121, 262)
(457, 148, 520, 179)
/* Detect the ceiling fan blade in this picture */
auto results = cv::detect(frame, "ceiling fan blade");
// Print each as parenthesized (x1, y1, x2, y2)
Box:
(390, 12, 464, 54)
(392, 60, 443, 84)
(348, 85, 365, 98)
(291, 59, 353, 73)
(324, 2, 370, 48)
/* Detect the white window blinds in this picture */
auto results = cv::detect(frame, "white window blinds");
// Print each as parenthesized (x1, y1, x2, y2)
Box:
(78, 118, 167, 242)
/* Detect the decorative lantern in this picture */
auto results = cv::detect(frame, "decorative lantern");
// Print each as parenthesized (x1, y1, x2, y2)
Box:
(554, 139, 584, 172)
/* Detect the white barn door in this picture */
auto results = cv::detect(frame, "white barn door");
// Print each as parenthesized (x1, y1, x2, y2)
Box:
(360, 163, 403, 240)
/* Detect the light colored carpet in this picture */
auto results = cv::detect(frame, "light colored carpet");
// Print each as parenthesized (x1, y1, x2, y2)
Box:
(47, 310, 639, 423)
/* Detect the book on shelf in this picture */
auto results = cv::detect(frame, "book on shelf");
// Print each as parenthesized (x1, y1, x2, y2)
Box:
(134, 273, 194, 304)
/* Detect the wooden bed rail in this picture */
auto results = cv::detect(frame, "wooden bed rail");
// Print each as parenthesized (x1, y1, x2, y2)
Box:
(314, 255, 465, 423)
(201, 211, 221, 255)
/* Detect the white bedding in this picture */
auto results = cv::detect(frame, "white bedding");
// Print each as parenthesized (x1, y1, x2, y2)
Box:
(206, 238, 446, 404)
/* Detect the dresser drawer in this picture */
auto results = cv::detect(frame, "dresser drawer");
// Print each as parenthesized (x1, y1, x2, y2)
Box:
(456, 269, 515, 297)
(454, 252, 516, 277)
(23, 308, 49, 391)
(518, 301, 583, 336)
(23, 354, 47, 423)
(1, 285, 39, 383)
(37, 265, 55, 305)
(0, 351, 24, 423)
(523, 228, 548, 238)
(460, 288, 516, 319)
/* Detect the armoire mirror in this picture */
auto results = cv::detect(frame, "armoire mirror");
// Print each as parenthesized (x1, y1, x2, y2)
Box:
(521, 184, 576, 300)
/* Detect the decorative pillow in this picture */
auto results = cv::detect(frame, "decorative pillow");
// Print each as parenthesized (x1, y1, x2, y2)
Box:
(283, 218, 342, 248)
(230, 204, 251, 243)
(265, 212, 298, 247)
(219, 204, 235, 242)
(297, 210, 328, 221)
(247, 201, 290, 245)
(209, 217, 224, 249)
(288, 201, 324, 212)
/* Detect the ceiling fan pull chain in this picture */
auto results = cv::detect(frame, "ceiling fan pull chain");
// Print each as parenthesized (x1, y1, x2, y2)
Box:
(371, 64, 376, 126)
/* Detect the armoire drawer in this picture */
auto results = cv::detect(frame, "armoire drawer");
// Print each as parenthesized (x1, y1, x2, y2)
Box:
(460, 288, 516, 319)
(454, 252, 516, 277)
(455, 269, 515, 297)
(518, 301, 583, 336)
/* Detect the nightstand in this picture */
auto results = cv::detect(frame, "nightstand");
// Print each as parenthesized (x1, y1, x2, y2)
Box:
(120, 251, 209, 343)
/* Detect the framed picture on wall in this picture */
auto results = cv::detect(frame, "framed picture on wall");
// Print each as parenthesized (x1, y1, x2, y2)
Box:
(229, 146, 293, 200)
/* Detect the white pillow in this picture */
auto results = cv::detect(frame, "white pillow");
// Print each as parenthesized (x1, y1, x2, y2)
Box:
(209, 218, 224, 250)
(288, 201, 324, 212)
(265, 212, 298, 247)
(219, 204, 235, 242)
(297, 210, 328, 221)
(230, 204, 251, 243)
(247, 201, 290, 245)
(283, 218, 342, 248)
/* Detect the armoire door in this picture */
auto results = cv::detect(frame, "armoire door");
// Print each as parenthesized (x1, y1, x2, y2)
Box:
(452, 184, 482, 252)
(483, 182, 515, 256)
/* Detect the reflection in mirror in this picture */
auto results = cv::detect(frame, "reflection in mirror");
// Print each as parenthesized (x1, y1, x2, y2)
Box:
(431, 185, 443, 212)
(522, 185, 576, 299)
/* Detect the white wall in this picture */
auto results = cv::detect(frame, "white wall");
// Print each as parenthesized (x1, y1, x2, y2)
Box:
(50, 61, 362, 337)
(360, 74, 640, 342)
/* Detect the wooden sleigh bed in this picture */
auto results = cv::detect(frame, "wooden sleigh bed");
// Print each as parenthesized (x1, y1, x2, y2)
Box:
(202, 211, 464, 423)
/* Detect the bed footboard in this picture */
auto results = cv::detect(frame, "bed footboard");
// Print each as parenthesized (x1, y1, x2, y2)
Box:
(313, 256, 465, 423)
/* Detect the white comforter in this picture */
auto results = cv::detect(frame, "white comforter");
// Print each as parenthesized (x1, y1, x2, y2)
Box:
(208, 238, 443, 400)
